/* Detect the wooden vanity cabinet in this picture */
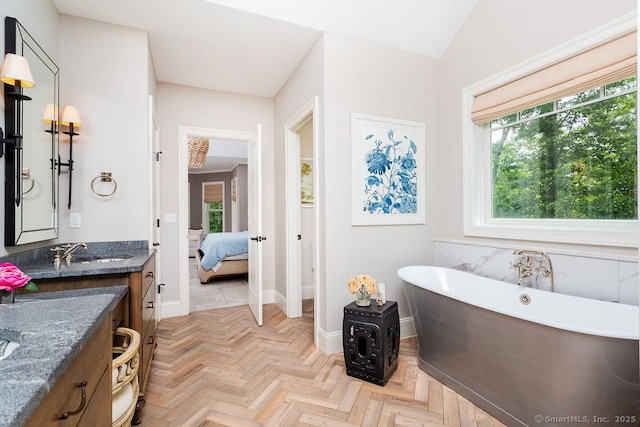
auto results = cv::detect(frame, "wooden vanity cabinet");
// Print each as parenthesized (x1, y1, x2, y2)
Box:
(25, 317, 112, 426)
(31, 253, 157, 394)
(130, 255, 157, 391)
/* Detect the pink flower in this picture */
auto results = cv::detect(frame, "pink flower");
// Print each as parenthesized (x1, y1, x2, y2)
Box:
(0, 262, 33, 292)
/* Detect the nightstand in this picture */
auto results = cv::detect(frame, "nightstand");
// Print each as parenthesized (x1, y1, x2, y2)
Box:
(342, 301, 400, 386)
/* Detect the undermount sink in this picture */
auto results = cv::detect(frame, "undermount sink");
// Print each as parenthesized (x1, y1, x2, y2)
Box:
(94, 258, 126, 263)
(76, 254, 133, 264)
(0, 329, 22, 362)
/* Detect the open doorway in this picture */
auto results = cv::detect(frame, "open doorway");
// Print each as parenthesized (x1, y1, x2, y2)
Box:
(285, 97, 320, 346)
(189, 170, 248, 312)
(178, 126, 259, 317)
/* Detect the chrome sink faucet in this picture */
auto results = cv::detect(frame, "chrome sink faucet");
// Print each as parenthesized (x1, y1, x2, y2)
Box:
(511, 249, 554, 292)
(51, 243, 88, 267)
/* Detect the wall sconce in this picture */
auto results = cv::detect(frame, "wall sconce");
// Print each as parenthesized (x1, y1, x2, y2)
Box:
(42, 103, 59, 134)
(1, 53, 34, 206)
(58, 105, 81, 209)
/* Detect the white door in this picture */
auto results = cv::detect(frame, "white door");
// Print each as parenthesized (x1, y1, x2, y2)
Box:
(248, 123, 263, 325)
(149, 96, 162, 318)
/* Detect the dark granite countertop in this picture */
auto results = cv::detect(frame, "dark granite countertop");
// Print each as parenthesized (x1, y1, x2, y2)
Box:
(0, 241, 155, 280)
(0, 286, 128, 427)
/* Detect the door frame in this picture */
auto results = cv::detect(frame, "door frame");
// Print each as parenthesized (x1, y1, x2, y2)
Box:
(149, 95, 162, 320)
(178, 126, 252, 316)
(284, 97, 320, 346)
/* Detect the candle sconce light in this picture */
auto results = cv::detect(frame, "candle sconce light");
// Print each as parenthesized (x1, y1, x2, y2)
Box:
(1, 53, 34, 206)
(42, 103, 59, 134)
(57, 105, 81, 209)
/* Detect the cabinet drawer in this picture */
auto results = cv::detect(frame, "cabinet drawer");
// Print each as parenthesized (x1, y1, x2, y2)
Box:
(142, 283, 155, 340)
(141, 257, 155, 297)
(26, 318, 111, 426)
(141, 311, 156, 389)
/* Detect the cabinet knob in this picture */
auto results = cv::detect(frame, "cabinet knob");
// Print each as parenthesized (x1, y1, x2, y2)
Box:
(59, 380, 87, 420)
(147, 301, 154, 309)
(148, 336, 155, 345)
(146, 271, 154, 278)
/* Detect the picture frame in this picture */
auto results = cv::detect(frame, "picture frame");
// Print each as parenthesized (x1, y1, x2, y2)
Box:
(300, 157, 314, 206)
(351, 113, 426, 226)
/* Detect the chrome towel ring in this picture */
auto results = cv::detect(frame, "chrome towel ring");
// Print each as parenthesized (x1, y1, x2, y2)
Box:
(90, 172, 117, 197)
(22, 170, 35, 194)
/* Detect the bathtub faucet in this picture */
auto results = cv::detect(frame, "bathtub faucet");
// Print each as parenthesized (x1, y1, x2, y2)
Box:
(511, 249, 554, 292)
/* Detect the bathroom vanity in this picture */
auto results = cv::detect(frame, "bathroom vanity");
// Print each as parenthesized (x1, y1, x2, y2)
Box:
(8, 241, 158, 396)
(0, 287, 128, 426)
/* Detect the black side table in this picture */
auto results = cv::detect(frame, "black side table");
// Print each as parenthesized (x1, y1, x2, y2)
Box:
(342, 300, 400, 386)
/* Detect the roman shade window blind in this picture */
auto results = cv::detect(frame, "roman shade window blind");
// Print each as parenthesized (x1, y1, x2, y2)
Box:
(204, 183, 223, 203)
(471, 31, 637, 124)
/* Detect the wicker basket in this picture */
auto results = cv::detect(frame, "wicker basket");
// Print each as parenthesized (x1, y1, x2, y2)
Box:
(188, 136, 209, 168)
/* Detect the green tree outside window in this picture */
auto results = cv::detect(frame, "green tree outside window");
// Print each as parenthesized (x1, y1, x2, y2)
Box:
(491, 77, 637, 220)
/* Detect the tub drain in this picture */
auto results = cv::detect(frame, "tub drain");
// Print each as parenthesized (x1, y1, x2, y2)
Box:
(519, 294, 531, 305)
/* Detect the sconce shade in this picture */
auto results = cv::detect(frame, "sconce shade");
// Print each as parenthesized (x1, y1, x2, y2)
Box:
(0, 53, 35, 88)
(42, 103, 59, 124)
(60, 105, 82, 127)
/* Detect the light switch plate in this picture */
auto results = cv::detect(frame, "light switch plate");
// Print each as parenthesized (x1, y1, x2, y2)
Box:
(164, 213, 177, 224)
(70, 212, 81, 228)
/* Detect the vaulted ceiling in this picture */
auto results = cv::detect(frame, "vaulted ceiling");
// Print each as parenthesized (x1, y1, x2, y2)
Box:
(51, 0, 476, 98)
(50, 0, 476, 172)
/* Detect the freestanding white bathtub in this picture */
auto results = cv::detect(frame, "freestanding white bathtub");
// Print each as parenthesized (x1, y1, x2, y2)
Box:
(398, 266, 640, 427)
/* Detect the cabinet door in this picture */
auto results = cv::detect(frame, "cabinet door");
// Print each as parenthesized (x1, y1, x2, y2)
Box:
(77, 366, 111, 427)
(26, 319, 111, 426)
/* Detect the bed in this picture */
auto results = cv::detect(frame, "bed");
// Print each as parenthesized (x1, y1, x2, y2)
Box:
(195, 231, 249, 283)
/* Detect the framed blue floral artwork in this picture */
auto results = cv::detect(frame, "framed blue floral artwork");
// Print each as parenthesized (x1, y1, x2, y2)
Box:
(351, 113, 425, 225)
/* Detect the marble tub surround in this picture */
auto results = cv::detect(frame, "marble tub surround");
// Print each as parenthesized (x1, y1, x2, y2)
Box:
(0, 240, 154, 280)
(0, 286, 128, 427)
(434, 239, 639, 305)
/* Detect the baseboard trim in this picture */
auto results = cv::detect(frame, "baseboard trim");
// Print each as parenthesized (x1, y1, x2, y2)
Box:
(317, 328, 343, 355)
(161, 300, 182, 319)
(273, 290, 287, 314)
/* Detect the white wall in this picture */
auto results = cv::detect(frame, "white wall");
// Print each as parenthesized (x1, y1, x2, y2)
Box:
(0, 0, 59, 256)
(437, 0, 637, 257)
(322, 33, 440, 336)
(57, 16, 151, 244)
(157, 83, 274, 302)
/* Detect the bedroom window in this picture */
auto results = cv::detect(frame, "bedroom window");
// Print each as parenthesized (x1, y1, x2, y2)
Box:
(203, 182, 224, 233)
(463, 21, 638, 246)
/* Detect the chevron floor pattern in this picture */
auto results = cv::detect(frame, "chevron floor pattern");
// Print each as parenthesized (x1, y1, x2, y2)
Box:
(139, 301, 506, 427)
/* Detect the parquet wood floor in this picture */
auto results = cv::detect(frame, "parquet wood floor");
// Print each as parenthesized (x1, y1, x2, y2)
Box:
(139, 301, 506, 427)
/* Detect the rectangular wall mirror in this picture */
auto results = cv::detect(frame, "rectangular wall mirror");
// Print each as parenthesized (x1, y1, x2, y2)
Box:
(4, 16, 59, 245)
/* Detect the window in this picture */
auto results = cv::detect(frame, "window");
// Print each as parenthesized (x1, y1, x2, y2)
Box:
(203, 182, 224, 233)
(207, 201, 224, 233)
(491, 77, 636, 221)
(463, 18, 637, 246)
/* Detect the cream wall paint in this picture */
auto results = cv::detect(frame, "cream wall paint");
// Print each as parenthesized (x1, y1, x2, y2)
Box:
(437, 0, 637, 256)
(157, 83, 274, 302)
(0, 0, 59, 256)
(57, 15, 151, 244)
(322, 32, 440, 334)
